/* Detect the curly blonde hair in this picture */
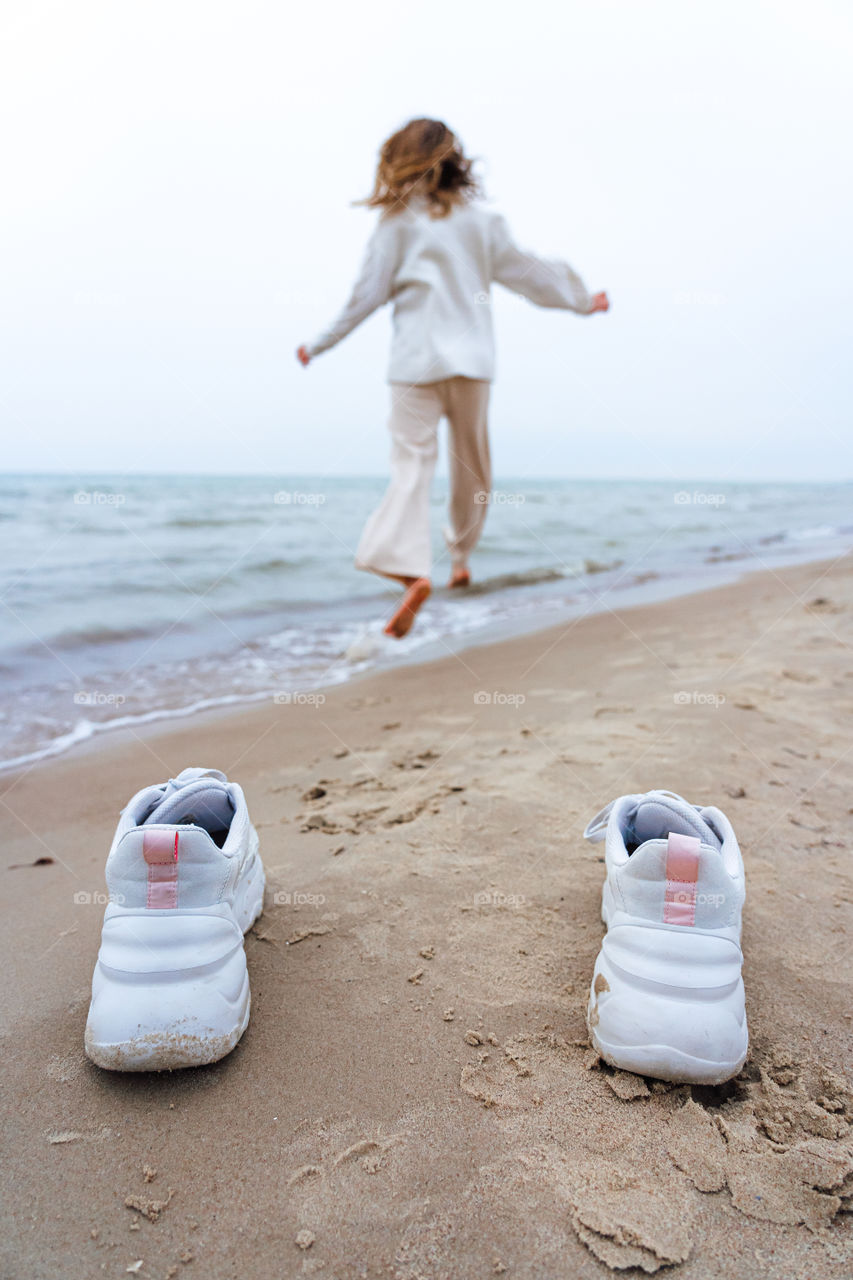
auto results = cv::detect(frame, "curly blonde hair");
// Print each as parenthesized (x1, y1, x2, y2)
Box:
(359, 118, 480, 218)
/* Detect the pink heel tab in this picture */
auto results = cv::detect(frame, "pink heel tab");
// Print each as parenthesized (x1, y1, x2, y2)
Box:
(663, 831, 700, 926)
(142, 829, 179, 909)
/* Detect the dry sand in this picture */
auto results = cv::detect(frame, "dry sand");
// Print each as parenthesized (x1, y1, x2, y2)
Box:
(1, 555, 852, 1279)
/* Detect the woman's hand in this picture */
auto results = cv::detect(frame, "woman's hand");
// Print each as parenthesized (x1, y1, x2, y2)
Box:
(296, 345, 311, 367)
(589, 292, 610, 314)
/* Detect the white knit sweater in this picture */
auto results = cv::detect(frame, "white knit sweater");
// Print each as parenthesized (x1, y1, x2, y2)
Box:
(305, 198, 594, 384)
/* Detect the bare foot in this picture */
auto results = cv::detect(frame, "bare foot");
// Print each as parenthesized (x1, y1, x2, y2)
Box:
(384, 578, 431, 638)
(448, 567, 471, 588)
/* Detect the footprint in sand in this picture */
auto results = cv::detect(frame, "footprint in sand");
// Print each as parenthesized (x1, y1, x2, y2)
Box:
(284, 1120, 402, 1198)
(666, 1099, 728, 1193)
(726, 1138, 852, 1227)
(507, 1148, 695, 1274)
(665, 1059, 853, 1229)
(570, 1180, 693, 1273)
(460, 1038, 536, 1110)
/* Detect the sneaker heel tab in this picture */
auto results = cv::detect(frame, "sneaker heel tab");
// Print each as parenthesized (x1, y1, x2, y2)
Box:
(583, 800, 615, 843)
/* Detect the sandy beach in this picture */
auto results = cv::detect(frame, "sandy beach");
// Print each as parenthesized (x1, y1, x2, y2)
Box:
(2, 553, 852, 1279)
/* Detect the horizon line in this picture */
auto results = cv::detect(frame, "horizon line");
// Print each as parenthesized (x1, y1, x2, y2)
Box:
(1, 471, 850, 486)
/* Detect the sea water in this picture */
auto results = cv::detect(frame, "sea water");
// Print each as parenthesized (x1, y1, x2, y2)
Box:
(1, 473, 850, 770)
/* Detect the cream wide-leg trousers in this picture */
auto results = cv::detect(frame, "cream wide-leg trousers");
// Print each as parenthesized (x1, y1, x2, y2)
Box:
(355, 377, 491, 581)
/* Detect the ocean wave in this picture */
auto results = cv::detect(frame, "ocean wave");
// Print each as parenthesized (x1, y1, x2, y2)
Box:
(248, 557, 303, 574)
(705, 550, 748, 564)
(47, 622, 185, 649)
(0, 694, 283, 773)
(789, 524, 840, 542)
(166, 516, 266, 529)
(464, 566, 566, 594)
(583, 557, 624, 575)
(460, 561, 621, 594)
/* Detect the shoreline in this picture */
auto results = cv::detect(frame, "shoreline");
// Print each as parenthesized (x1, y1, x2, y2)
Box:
(2, 552, 852, 1278)
(3, 542, 849, 778)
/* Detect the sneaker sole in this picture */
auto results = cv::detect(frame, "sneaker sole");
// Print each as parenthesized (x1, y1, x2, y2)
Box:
(589, 1028, 748, 1085)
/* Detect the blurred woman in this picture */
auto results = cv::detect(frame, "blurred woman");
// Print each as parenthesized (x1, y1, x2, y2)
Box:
(297, 118, 609, 636)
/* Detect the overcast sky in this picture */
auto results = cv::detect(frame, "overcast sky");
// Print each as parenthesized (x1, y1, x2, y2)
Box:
(1, 0, 851, 480)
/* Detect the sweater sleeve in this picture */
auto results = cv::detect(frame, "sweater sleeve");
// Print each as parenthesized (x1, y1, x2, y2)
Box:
(304, 219, 398, 358)
(490, 214, 593, 314)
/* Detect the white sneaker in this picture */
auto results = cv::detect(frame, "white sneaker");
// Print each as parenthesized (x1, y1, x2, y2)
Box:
(584, 789, 748, 1084)
(85, 767, 265, 1071)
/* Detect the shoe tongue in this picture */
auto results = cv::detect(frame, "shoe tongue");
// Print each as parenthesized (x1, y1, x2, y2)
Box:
(144, 768, 234, 833)
(629, 793, 720, 851)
